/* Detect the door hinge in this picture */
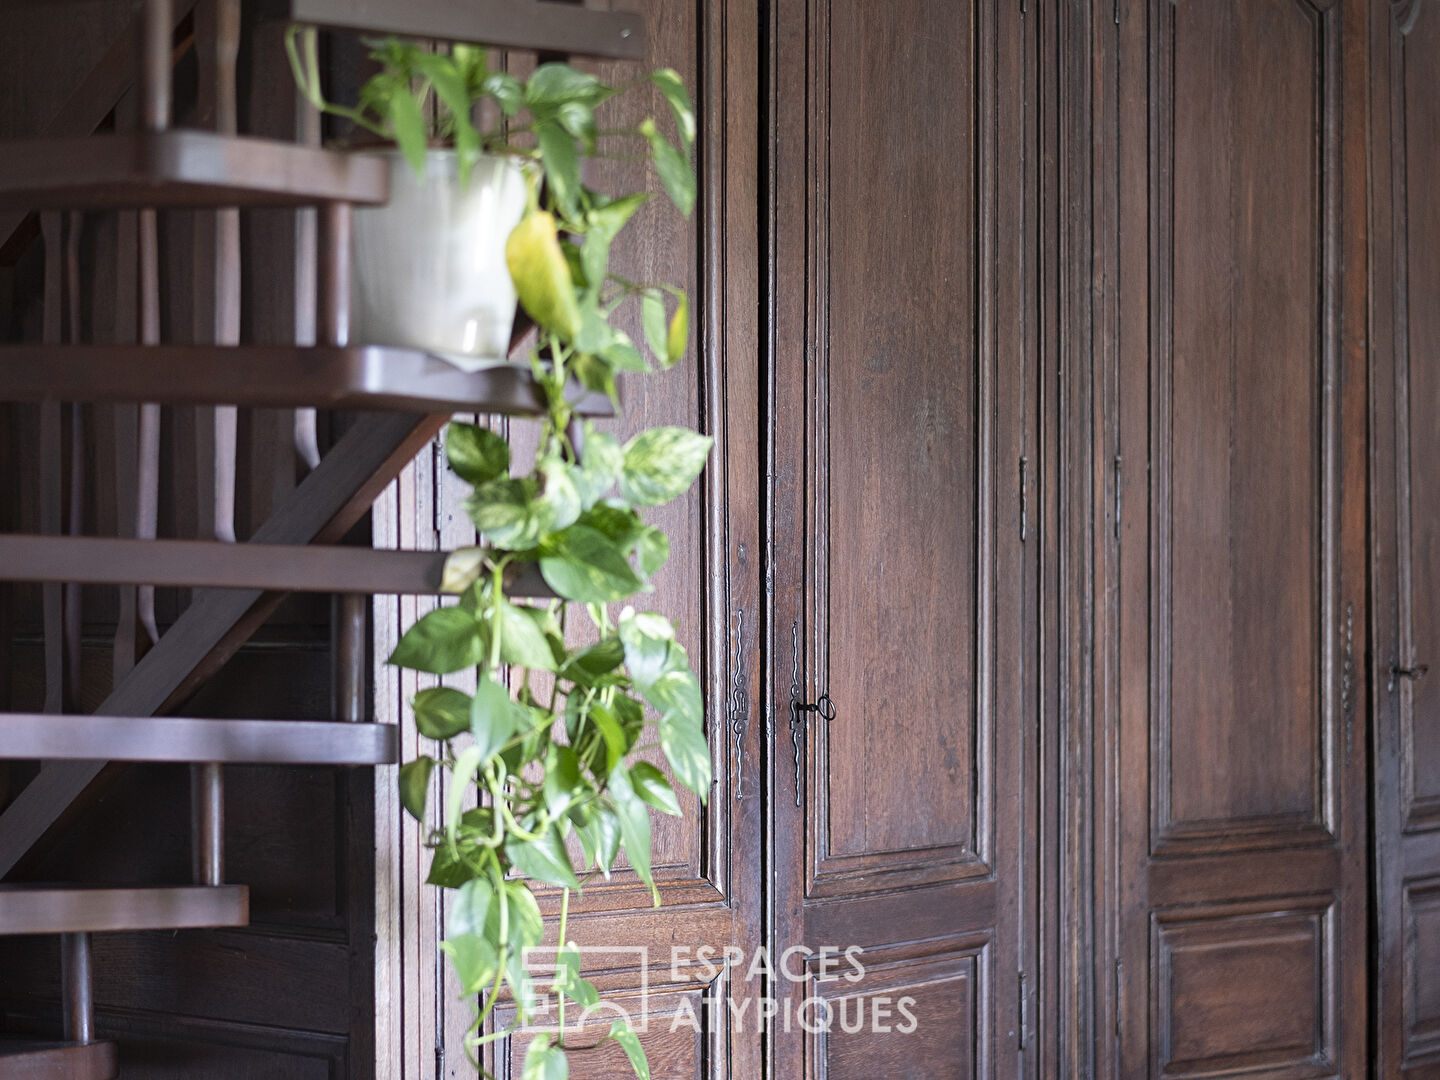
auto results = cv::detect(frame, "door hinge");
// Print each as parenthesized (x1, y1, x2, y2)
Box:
(1018, 971, 1029, 1049)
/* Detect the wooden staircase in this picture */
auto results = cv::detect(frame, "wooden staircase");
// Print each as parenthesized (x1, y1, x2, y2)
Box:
(0, 0, 638, 1075)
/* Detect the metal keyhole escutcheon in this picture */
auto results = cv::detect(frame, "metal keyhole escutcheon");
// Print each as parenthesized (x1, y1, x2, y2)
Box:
(790, 693, 836, 807)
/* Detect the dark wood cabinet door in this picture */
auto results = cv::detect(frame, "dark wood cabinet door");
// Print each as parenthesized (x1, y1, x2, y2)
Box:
(769, 0, 1034, 1075)
(1372, 2, 1440, 1075)
(1109, 0, 1370, 1076)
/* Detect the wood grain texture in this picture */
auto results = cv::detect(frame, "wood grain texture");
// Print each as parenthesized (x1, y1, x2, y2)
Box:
(1371, 0, 1440, 1072)
(1109, 1, 1370, 1076)
(769, 0, 1031, 1074)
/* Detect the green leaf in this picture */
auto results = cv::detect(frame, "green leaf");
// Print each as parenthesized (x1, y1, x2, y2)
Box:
(581, 804, 621, 877)
(608, 763, 653, 893)
(449, 876, 494, 938)
(543, 745, 582, 817)
(471, 673, 521, 763)
(427, 843, 474, 887)
(619, 609, 675, 690)
(630, 761, 681, 816)
(390, 605, 485, 673)
(441, 932, 499, 995)
(638, 117, 695, 217)
(641, 292, 667, 362)
(609, 1021, 652, 1080)
(581, 195, 649, 302)
(665, 291, 689, 366)
(399, 756, 436, 822)
(620, 427, 714, 507)
(636, 527, 670, 576)
(560, 637, 625, 687)
(499, 599, 560, 672)
(540, 524, 646, 603)
(506, 210, 582, 341)
(506, 826, 580, 890)
(446, 423, 510, 485)
(538, 457, 583, 532)
(650, 68, 695, 148)
(526, 63, 611, 111)
(658, 706, 712, 799)
(588, 703, 632, 772)
(483, 71, 523, 115)
(522, 1033, 569, 1080)
(536, 121, 581, 221)
(574, 428, 623, 509)
(411, 52, 478, 180)
(602, 336, 648, 373)
(502, 879, 546, 949)
(413, 687, 472, 741)
(446, 744, 484, 847)
(577, 504, 644, 549)
(556, 100, 597, 153)
(388, 89, 428, 177)
(467, 477, 550, 550)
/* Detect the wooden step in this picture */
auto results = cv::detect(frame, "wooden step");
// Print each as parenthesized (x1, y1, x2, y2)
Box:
(0, 345, 613, 416)
(258, 0, 643, 60)
(0, 886, 247, 935)
(0, 535, 552, 597)
(0, 131, 387, 211)
(0, 715, 398, 765)
(0, 1040, 117, 1080)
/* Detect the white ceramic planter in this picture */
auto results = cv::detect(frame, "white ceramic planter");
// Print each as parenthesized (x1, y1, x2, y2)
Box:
(351, 149, 529, 363)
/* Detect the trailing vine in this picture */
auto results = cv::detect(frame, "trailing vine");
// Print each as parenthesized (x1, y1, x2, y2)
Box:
(287, 33, 705, 1080)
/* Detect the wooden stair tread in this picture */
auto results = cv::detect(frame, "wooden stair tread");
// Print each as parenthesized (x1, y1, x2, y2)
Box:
(258, 0, 643, 60)
(0, 715, 398, 765)
(0, 536, 552, 597)
(0, 1040, 117, 1080)
(0, 131, 387, 210)
(0, 345, 613, 416)
(0, 886, 247, 935)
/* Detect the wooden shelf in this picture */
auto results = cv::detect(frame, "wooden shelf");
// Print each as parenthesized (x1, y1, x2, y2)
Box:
(0, 886, 248, 935)
(0, 345, 612, 416)
(0, 536, 553, 597)
(0, 715, 398, 765)
(258, 0, 644, 61)
(0, 1040, 117, 1080)
(0, 131, 388, 211)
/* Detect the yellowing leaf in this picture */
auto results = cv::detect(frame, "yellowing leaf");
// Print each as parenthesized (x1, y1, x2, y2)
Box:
(506, 211, 581, 341)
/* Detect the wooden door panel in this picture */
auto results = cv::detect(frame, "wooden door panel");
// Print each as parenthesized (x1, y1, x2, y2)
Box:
(1401, 6, 1440, 833)
(1152, 0, 1335, 854)
(1403, 879, 1440, 1061)
(800, 0, 990, 899)
(1376, 5, 1440, 1075)
(814, 945, 986, 1080)
(820, 0, 979, 870)
(1152, 898, 1335, 1079)
(772, 0, 1030, 1074)
(1113, 0, 1366, 1074)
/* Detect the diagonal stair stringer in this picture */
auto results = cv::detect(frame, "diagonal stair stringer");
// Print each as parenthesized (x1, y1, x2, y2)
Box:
(0, 410, 444, 878)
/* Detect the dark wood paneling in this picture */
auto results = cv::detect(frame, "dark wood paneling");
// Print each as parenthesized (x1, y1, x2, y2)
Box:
(1162, 0, 1325, 840)
(770, 0, 1031, 1074)
(1110, 0, 1370, 1074)
(1152, 898, 1334, 1077)
(1374, 3, 1440, 1073)
(814, 945, 985, 1080)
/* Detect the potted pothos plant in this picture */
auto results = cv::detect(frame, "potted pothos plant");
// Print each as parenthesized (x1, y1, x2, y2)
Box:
(288, 33, 707, 1080)
(286, 31, 695, 369)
